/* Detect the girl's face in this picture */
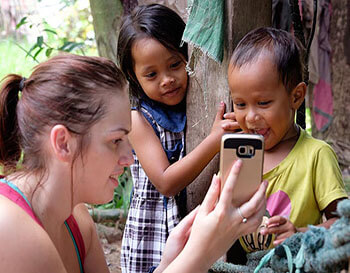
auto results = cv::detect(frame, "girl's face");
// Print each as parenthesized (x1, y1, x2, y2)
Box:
(228, 56, 297, 151)
(74, 89, 134, 204)
(132, 38, 188, 106)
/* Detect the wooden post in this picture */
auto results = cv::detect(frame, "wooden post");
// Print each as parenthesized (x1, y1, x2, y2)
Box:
(185, 0, 272, 212)
(89, 0, 123, 63)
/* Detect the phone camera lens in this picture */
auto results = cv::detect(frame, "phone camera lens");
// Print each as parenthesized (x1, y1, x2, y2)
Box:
(238, 146, 247, 155)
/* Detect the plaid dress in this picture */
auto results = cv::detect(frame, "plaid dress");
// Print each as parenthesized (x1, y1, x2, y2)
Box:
(121, 99, 186, 273)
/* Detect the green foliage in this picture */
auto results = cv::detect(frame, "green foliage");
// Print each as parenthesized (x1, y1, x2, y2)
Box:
(0, 39, 39, 80)
(16, 17, 29, 29)
(15, 0, 97, 62)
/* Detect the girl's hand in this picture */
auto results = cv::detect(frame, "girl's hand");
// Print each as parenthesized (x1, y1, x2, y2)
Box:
(260, 215, 297, 245)
(210, 102, 240, 149)
(161, 160, 267, 273)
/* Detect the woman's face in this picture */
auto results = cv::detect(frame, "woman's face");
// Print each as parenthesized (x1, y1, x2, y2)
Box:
(74, 88, 134, 205)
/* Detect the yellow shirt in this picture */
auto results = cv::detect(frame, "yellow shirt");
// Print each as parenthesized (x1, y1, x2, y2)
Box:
(263, 128, 348, 228)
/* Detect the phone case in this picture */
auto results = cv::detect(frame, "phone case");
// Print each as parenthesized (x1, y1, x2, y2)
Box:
(219, 134, 264, 207)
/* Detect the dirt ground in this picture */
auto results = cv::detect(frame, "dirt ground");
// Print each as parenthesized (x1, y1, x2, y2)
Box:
(101, 236, 122, 273)
(96, 223, 123, 273)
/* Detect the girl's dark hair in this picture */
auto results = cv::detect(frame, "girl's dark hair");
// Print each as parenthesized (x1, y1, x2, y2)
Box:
(0, 54, 126, 174)
(230, 27, 304, 93)
(117, 4, 188, 106)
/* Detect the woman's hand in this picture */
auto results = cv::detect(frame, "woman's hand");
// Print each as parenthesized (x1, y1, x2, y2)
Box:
(155, 207, 199, 273)
(159, 159, 267, 273)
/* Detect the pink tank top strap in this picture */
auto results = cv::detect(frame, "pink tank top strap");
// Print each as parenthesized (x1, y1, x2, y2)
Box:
(0, 179, 43, 227)
(65, 215, 86, 271)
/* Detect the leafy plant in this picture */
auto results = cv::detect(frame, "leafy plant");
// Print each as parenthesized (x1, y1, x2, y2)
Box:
(15, 0, 97, 62)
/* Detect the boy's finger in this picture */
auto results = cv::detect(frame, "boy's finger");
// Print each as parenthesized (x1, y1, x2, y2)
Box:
(266, 215, 284, 226)
(200, 174, 221, 214)
(223, 112, 236, 120)
(221, 121, 241, 131)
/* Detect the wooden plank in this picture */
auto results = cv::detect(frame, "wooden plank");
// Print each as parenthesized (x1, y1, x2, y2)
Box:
(185, 0, 272, 212)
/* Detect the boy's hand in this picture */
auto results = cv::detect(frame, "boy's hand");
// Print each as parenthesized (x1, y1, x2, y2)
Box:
(260, 215, 297, 245)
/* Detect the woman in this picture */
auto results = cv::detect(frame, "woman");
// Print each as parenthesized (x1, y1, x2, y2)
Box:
(0, 53, 266, 273)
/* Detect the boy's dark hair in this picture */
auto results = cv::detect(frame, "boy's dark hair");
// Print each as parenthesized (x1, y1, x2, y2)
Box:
(117, 4, 188, 106)
(0, 54, 126, 174)
(230, 27, 305, 93)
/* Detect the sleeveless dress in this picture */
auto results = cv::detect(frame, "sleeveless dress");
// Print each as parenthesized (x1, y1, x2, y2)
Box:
(121, 98, 187, 273)
(0, 178, 86, 273)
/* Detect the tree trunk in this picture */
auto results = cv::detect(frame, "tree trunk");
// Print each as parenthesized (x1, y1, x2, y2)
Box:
(89, 0, 123, 63)
(185, 0, 272, 212)
(311, 0, 350, 172)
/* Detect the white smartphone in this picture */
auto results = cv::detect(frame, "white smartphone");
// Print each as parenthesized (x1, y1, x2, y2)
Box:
(219, 134, 264, 207)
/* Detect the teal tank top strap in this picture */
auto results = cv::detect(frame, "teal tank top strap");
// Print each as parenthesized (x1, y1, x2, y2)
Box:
(64, 220, 84, 273)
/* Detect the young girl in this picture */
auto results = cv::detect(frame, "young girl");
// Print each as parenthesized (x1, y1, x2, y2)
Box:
(226, 27, 348, 263)
(117, 4, 237, 272)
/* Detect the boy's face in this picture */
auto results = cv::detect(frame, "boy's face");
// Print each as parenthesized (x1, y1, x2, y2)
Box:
(228, 56, 297, 151)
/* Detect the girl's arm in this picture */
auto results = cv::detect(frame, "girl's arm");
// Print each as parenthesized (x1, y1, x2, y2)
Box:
(130, 102, 239, 196)
(0, 199, 68, 273)
(73, 204, 109, 273)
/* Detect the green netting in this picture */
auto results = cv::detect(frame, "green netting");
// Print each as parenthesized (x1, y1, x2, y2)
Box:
(209, 199, 350, 273)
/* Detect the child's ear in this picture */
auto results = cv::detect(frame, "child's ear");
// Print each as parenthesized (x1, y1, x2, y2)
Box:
(50, 125, 76, 162)
(291, 82, 307, 109)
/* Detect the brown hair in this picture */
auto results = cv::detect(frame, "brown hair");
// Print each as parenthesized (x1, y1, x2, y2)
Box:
(0, 54, 127, 174)
(230, 27, 304, 94)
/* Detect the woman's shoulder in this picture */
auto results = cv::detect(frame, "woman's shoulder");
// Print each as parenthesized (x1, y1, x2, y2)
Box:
(72, 203, 110, 273)
(0, 195, 42, 229)
(0, 197, 67, 273)
(72, 204, 94, 248)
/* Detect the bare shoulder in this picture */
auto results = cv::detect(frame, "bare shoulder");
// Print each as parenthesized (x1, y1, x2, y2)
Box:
(130, 110, 153, 135)
(72, 203, 95, 248)
(73, 204, 110, 273)
(130, 109, 160, 146)
(0, 197, 67, 273)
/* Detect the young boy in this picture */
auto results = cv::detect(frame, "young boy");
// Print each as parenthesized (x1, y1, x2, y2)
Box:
(225, 27, 348, 263)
